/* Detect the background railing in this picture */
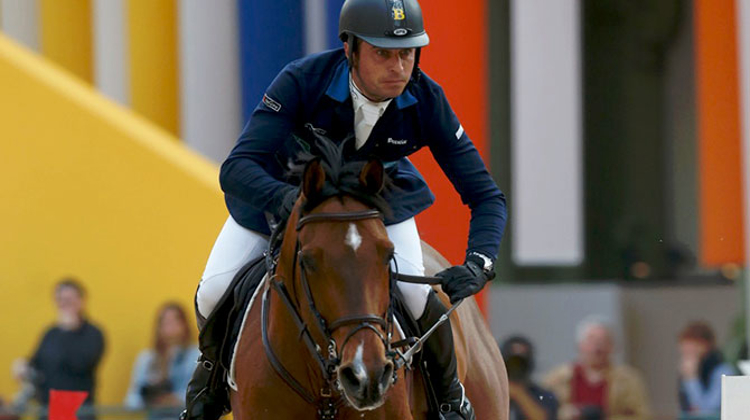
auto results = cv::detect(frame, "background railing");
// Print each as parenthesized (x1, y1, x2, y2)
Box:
(0, 405, 184, 420)
(0, 406, 723, 420)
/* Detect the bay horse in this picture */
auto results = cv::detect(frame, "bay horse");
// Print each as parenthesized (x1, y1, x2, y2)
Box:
(230, 152, 508, 419)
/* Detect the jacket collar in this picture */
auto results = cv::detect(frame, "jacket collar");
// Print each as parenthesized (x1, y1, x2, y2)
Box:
(325, 59, 418, 110)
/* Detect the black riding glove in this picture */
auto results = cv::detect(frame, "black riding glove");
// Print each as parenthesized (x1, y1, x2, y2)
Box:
(271, 185, 299, 223)
(436, 254, 494, 304)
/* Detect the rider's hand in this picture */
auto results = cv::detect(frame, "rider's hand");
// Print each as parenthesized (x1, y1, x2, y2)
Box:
(272, 185, 299, 222)
(436, 255, 494, 304)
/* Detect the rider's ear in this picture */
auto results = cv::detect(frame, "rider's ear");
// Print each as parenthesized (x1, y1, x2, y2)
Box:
(359, 159, 384, 194)
(302, 158, 326, 201)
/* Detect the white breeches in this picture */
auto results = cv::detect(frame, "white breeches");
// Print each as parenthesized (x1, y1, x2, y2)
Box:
(196, 216, 431, 320)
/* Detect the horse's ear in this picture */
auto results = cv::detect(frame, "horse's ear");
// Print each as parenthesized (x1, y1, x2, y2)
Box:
(359, 159, 384, 194)
(302, 158, 326, 200)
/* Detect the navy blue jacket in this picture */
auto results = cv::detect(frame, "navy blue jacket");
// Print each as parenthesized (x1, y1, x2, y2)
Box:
(220, 48, 506, 260)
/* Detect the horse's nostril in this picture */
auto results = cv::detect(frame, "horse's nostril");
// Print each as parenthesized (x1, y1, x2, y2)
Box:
(380, 361, 394, 389)
(339, 365, 363, 391)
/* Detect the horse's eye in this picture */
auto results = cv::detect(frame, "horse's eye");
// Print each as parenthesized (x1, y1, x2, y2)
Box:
(300, 252, 318, 272)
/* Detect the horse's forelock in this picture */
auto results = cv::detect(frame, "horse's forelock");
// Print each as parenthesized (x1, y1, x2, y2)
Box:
(289, 135, 393, 216)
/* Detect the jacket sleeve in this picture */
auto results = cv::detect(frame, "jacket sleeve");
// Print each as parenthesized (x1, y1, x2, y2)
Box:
(425, 85, 507, 260)
(219, 63, 303, 214)
(123, 351, 150, 409)
(681, 364, 734, 414)
(607, 366, 651, 420)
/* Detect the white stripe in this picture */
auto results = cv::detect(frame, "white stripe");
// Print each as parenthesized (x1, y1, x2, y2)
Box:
(455, 124, 464, 139)
(304, 0, 327, 55)
(736, 0, 750, 355)
(511, 0, 583, 266)
(178, 0, 242, 162)
(345, 223, 362, 252)
(93, 0, 130, 105)
(0, 0, 39, 50)
(353, 341, 365, 373)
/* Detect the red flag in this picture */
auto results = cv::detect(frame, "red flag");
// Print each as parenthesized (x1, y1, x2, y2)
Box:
(48, 390, 88, 420)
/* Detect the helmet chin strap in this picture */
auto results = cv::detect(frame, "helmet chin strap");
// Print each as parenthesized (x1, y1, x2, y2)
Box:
(412, 47, 422, 82)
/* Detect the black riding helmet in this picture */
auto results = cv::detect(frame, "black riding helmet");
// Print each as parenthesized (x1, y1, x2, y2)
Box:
(339, 0, 429, 79)
(339, 0, 429, 49)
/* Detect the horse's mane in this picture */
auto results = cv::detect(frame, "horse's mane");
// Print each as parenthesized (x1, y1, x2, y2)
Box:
(288, 133, 393, 216)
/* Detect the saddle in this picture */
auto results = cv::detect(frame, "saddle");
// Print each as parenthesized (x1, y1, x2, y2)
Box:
(197, 255, 266, 390)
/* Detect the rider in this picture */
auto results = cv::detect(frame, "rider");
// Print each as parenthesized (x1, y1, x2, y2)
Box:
(183, 0, 506, 419)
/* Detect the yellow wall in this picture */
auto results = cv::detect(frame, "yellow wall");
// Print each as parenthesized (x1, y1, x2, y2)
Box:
(0, 34, 227, 404)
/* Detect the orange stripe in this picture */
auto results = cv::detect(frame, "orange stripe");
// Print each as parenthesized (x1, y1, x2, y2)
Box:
(414, 0, 489, 311)
(694, 0, 745, 265)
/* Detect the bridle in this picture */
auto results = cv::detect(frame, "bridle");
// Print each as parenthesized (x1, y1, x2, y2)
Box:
(261, 208, 398, 419)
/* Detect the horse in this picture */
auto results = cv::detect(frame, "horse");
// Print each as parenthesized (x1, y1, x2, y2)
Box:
(230, 151, 508, 419)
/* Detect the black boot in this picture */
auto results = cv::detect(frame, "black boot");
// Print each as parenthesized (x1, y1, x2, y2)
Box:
(417, 292, 475, 420)
(180, 311, 230, 420)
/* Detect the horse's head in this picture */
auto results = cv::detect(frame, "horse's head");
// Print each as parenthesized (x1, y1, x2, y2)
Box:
(279, 150, 396, 410)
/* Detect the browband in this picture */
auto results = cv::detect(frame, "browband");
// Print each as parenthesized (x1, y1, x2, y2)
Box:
(296, 209, 383, 231)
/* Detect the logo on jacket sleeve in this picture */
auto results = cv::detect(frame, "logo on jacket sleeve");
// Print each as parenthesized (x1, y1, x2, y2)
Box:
(262, 94, 282, 112)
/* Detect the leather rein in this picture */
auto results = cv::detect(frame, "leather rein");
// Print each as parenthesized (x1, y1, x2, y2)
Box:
(261, 208, 438, 419)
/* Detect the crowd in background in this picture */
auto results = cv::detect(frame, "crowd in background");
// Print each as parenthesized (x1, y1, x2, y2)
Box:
(502, 318, 739, 420)
(5, 279, 198, 419)
(1, 277, 743, 420)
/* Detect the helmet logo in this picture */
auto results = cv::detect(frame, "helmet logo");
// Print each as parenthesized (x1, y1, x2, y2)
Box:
(393, 28, 408, 36)
(391, 1, 406, 21)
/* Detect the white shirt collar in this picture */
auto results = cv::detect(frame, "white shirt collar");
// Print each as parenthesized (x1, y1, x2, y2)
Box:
(349, 74, 392, 149)
(349, 74, 391, 115)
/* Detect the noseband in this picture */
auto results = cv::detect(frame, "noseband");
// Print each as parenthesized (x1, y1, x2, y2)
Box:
(261, 209, 396, 419)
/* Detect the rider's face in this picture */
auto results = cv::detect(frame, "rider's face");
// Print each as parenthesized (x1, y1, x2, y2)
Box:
(345, 40, 415, 102)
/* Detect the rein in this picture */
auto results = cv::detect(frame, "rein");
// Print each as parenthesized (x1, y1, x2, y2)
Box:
(260, 208, 449, 419)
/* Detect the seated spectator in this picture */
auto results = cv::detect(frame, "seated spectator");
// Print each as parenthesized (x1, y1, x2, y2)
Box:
(543, 316, 650, 420)
(124, 303, 199, 412)
(15, 279, 105, 411)
(0, 396, 20, 420)
(501, 335, 558, 420)
(678, 321, 735, 415)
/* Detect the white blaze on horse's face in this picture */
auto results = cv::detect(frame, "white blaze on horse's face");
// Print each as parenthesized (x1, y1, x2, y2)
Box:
(345, 223, 363, 252)
(352, 341, 367, 383)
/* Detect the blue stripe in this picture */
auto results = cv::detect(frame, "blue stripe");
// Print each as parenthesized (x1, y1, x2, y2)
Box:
(238, 0, 305, 123)
(326, 0, 346, 49)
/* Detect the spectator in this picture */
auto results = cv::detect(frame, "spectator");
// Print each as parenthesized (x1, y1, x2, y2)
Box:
(124, 303, 199, 413)
(0, 396, 20, 420)
(543, 316, 650, 420)
(678, 321, 735, 415)
(501, 335, 558, 420)
(16, 279, 105, 410)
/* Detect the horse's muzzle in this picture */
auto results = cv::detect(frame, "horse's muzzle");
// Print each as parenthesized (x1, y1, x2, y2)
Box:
(337, 358, 395, 410)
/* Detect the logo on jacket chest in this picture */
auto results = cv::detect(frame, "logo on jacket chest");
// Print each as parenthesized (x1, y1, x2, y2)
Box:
(386, 137, 409, 146)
